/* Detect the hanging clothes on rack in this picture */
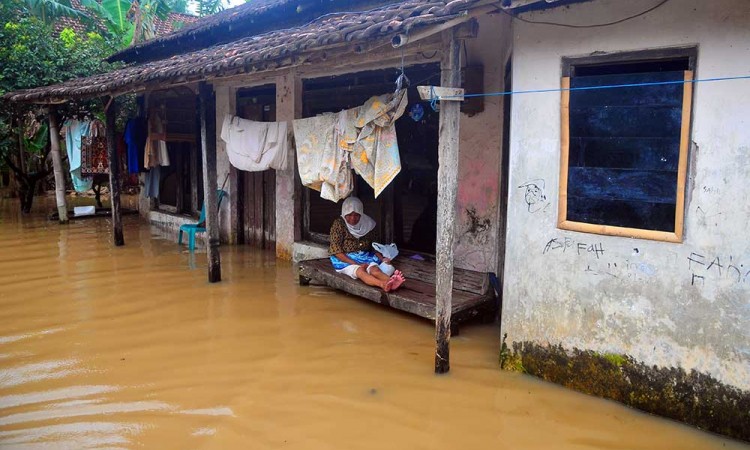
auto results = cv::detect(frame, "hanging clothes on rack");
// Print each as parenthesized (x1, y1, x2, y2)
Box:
(142, 110, 170, 199)
(293, 89, 407, 202)
(80, 120, 108, 175)
(145, 110, 170, 168)
(220, 115, 288, 172)
(124, 117, 147, 174)
(62, 119, 93, 193)
(144, 165, 161, 198)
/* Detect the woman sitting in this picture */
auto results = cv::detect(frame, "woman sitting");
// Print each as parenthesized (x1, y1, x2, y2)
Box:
(329, 197, 405, 292)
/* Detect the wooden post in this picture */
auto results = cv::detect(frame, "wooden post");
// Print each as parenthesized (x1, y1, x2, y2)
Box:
(199, 81, 221, 283)
(434, 28, 462, 374)
(105, 99, 124, 246)
(275, 70, 303, 259)
(47, 107, 68, 223)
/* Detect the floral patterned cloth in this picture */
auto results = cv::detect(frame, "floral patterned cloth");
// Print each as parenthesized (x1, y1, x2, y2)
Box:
(80, 136, 109, 175)
(293, 89, 407, 202)
(349, 89, 408, 198)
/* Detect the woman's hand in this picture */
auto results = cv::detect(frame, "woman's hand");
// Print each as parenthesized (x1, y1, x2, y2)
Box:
(375, 252, 391, 264)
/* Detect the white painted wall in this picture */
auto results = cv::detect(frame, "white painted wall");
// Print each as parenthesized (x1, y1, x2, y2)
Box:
(503, 0, 750, 389)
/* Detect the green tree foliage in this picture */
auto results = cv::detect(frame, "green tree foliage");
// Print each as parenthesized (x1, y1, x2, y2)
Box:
(195, 0, 223, 17)
(0, 0, 117, 210)
(80, 0, 172, 46)
(23, 0, 94, 26)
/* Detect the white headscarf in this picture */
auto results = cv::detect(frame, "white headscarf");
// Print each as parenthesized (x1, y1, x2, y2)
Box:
(341, 197, 376, 239)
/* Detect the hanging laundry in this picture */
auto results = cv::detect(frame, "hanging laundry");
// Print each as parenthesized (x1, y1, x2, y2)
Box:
(293, 89, 408, 202)
(145, 110, 170, 168)
(293, 112, 353, 202)
(62, 119, 93, 193)
(144, 166, 161, 199)
(124, 117, 147, 174)
(349, 89, 408, 198)
(220, 115, 288, 172)
(81, 120, 108, 175)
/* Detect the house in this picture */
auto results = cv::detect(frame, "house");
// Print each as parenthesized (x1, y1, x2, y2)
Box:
(4, 0, 748, 441)
(502, 0, 750, 441)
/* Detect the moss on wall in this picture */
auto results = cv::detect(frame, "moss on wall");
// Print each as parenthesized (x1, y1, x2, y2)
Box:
(500, 341, 750, 443)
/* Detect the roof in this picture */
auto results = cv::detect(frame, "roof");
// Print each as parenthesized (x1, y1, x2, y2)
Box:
(107, 0, 394, 64)
(5, 0, 482, 103)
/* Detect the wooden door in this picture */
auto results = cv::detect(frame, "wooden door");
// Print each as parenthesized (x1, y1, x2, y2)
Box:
(243, 169, 276, 249)
(237, 94, 277, 249)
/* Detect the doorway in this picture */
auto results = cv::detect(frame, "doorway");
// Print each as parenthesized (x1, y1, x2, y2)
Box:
(236, 84, 277, 249)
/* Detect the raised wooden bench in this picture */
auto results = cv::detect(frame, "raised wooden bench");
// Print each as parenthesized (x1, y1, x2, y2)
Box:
(298, 256, 497, 333)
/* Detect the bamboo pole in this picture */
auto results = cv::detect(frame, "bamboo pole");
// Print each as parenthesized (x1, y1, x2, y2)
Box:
(434, 28, 462, 374)
(47, 107, 68, 223)
(105, 99, 124, 246)
(199, 81, 222, 283)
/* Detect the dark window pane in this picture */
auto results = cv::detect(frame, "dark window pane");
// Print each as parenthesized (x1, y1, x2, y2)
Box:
(566, 69, 686, 232)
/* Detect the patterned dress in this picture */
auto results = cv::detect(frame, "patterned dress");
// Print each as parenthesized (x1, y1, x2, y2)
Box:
(328, 217, 379, 270)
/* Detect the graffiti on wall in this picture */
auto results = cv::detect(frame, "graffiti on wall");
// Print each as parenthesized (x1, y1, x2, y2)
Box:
(455, 207, 494, 271)
(543, 236, 605, 259)
(518, 179, 550, 213)
(688, 253, 750, 286)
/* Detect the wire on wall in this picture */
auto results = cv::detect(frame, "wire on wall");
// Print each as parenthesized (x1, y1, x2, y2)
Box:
(496, 0, 671, 29)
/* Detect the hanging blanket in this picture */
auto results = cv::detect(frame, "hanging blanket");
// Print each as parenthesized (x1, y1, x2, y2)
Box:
(293, 89, 407, 202)
(293, 113, 353, 202)
(63, 119, 93, 193)
(349, 89, 408, 198)
(220, 115, 288, 172)
(80, 136, 109, 175)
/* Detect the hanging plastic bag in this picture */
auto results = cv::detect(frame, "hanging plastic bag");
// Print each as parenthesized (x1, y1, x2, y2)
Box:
(373, 242, 399, 260)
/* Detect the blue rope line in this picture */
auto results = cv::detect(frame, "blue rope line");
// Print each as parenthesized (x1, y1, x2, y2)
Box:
(431, 75, 750, 101)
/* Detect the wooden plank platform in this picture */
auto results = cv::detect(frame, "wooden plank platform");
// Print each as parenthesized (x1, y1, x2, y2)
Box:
(298, 257, 497, 333)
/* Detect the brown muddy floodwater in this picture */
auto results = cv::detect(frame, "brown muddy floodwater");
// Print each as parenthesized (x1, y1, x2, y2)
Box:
(0, 194, 747, 450)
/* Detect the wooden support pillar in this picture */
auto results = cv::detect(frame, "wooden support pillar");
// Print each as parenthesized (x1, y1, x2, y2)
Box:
(47, 107, 68, 223)
(434, 28, 462, 374)
(199, 81, 222, 283)
(275, 69, 303, 259)
(105, 99, 124, 246)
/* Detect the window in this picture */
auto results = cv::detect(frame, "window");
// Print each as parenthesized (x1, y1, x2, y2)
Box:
(559, 49, 695, 242)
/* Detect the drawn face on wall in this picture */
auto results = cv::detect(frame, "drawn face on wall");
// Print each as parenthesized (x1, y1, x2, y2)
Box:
(525, 184, 544, 205)
(518, 179, 549, 213)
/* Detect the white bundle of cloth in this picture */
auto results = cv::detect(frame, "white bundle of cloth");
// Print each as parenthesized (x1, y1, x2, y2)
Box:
(220, 114, 288, 172)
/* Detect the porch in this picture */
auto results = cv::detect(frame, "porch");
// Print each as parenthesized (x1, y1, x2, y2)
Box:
(298, 257, 498, 334)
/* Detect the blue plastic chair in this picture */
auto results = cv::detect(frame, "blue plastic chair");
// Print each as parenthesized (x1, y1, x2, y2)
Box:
(178, 189, 227, 251)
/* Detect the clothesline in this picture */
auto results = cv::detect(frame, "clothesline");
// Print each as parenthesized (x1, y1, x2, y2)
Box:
(427, 74, 750, 107)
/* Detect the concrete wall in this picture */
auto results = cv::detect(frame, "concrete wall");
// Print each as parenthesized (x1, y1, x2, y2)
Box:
(454, 13, 512, 273)
(503, 0, 750, 390)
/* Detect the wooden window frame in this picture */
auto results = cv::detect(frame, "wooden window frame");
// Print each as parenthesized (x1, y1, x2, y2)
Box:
(558, 51, 696, 243)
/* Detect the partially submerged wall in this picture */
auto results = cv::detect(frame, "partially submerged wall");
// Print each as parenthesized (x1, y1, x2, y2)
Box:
(503, 0, 750, 440)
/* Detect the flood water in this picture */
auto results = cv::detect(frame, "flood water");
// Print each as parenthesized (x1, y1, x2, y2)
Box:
(0, 194, 747, 449)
